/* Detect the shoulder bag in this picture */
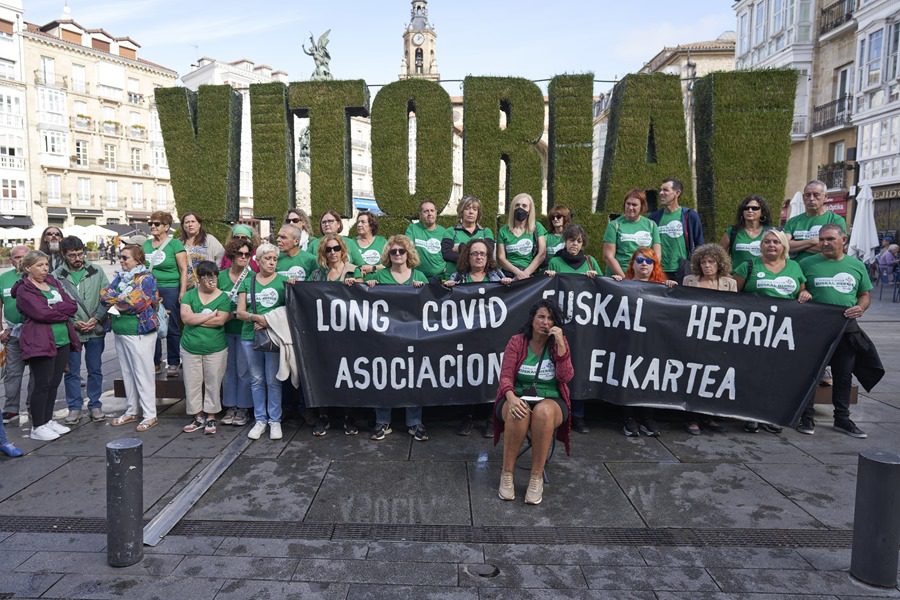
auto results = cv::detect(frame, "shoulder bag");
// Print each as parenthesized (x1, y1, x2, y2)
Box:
(250, 278, 279, 352)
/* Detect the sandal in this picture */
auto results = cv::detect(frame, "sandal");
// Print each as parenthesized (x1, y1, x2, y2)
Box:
(204, 419, 217, 435)
(111, 414, 138, 426)
(136, 418, 158, 432)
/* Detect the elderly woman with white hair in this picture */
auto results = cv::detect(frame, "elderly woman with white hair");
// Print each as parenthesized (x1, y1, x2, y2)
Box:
(236, 243, 289, 442)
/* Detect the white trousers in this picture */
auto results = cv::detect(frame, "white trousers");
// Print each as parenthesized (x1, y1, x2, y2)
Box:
(115, 332, 158, 419)
(181, 347, 227, 416)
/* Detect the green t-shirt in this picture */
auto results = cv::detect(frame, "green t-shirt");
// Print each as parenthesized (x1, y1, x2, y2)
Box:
(180, 288, 232, 355)
(217, 270, 244, 335)
(364, 268, 429, 286)
(657, 209, 688, 272)
(602, 216, 660, 275)
(547, 255, 600, 275)
(0, 269, 22, 325)
(406, 222, 448, 278)
(801, 254, 872, 308)
(514, 345, 559, 399)
(499, 223, 547, 270)
(69, 268, 86, 286)
(442, 226, 495, 275)
(41, 288, 70, 346)
(276, 251, 318, 281)
(144, 238, 186, 287)
(734, 259, 806, 299)
(726, 226, 764, 268)
(545, 232, 565, 259)
(357, 236, 388, 266)
(309, 236, 365, 266)
(239, 275, 287, 341)
(784, 212, 848, 261)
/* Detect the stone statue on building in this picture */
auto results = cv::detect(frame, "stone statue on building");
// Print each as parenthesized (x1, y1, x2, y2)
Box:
(297, 126, 311, 174)
(302, 30, 332, 81)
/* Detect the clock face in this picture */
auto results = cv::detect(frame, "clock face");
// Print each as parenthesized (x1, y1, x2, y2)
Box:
(412, 32, 425, 46)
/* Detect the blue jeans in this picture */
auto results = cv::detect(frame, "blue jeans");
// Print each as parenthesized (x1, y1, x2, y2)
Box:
(65, 336, 105, 411)
(0, 416, 8, 445)
(222, 333, 252, 409)
(374, 406, 423, 428)
(242, 341, 282, 423)
(154, 285, 182, 367)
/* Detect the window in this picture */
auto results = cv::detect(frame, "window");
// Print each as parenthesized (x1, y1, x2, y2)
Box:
(156, 184, 167, 209)
(131, 147, 142, 172)
(0, 58, 14, 80)
(132, 182, 143, 208)
(1, 179, 25, 213)
(738, 12, 750, 55)
(888, 23, 900, 82)
(106, 180, 118, 207)
(77, 177, 91, 205)
(0, 19, 14, 38)
(0, 93, 21, 127)
(831, 141, 845, 163)
(40, 56, 54, 84)
(38, 88, 65, 123)
(41, 130, 66, 154)
(754, 1, 766, 46)
(153, 145, 168, 169)
(75, 139, 88, 166)
(104, 144, 117, 169)
(71, 64, 86, 93)
(771, 0, 785, 33)
(0, 134, 24, 169)
(836, 65, 851, 99)
(867, 29, 884, 87)
(46, 174, 61, 204)
(127, 78, 142, 104)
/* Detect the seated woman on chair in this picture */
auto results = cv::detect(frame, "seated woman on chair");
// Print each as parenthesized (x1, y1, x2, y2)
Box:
(493, 299, 573, 505)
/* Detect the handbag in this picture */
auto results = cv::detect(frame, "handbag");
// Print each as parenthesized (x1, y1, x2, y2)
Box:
(250, 278, 278, 352)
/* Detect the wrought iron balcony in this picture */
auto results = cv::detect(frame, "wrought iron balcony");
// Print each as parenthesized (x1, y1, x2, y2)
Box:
(812, 95, 853, 133)
(817, 161, 853, 190)
(819, 0, 856, 36)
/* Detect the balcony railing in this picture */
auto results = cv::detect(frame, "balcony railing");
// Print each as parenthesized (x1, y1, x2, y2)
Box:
(817, 161, 853, 190)
(0, 155, 25, 169)
(33, 71, 68, 89)
(0, 113, 23, 128)
(71, 115, 93, 130)
(792, 116, 808, 136)
(812, 95, 853, 132)
(819, 0, 856, 36)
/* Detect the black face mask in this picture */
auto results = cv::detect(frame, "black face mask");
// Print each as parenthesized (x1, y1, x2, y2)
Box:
(514, 208, 529, 222)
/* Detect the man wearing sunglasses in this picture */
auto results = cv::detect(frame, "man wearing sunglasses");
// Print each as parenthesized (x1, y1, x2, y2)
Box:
(53, 236, 110, 424)
(38, 227, 66, 272)
(1, 245, 30, 424)
(649, 178, 704, 282)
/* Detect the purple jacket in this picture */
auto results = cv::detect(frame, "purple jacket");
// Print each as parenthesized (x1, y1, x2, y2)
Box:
(12, 275, 82, 361)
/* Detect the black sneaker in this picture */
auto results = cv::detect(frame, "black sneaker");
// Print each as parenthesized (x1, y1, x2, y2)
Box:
(370, 423, 392, 441)
(572, 417, 590, 434)
(456, 417, 474, 436)
(481, 419, 493, 438)
(760, 423, 783, 434)
(312, 415, 330, 437)
(834, 419, 867, 439)
(743, 421, 759, 433)
(408, 424, 429, 441)
(623, 417, 640, 437)
(343, 416, 358, 436)
(639, 419, 660, 437)
(797, 416, 815, 435)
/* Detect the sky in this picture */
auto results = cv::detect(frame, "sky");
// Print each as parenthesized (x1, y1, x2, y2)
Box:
(25, 0, 736, 96)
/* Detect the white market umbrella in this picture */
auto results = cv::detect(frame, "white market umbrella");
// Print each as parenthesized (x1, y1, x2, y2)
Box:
(64, 225, 92, 239)
(847, 184, 879, 264)
(20, 226, 43, 242)
(0, 227, 28, 240)
(84, 224, 118, 238)
(788, 191, 805, 219)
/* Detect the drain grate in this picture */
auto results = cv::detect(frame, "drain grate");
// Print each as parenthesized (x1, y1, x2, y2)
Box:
(0, 517, 854, 548)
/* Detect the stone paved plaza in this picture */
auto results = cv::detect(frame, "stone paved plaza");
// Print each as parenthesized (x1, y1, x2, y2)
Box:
(0, 283, 898, 599)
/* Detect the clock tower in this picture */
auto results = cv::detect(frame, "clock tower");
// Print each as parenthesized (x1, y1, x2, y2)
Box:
(400, 0, 439, 81)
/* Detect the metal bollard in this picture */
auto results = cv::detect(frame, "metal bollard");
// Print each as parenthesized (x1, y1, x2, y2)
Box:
(850, 450, 900, 587)
(106, 438, 144, 567)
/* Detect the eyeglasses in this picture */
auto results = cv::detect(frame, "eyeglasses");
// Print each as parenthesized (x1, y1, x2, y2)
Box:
(744, 205, 761, 212)
(469, 251, 487, 257)
(148, 221, 163, 227)
(65, 252, 85, 259)
(118, 255, 132, 262)
(388, 248, 407, 257)
(634, 256, 655, 265)
(234, 235, 250, 241)
(235, 251, 251, 258)
(45, 231, 63, 238)
(285, 218, 301, 224)
(199, 274, 217, 281)
(324, 245, 342, 253)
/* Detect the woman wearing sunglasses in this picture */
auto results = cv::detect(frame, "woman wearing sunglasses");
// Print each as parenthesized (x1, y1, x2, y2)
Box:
(602, 188, 661, 278)
(218, 238, 256, 428)
(349, 235, 429, 442)
(143, 211, 188, 377)
(719, 195, 772, 269)
(307, 234, 359, 436)
(220, 224, 261, 273)
(545, 205, 572, 259)
(283, 209, 314, 252)
(612, 247, 676, 437)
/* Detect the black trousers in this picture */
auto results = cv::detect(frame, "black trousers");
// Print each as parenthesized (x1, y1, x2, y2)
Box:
(804, 330, 855, 421)
(26, 345, 70, 428)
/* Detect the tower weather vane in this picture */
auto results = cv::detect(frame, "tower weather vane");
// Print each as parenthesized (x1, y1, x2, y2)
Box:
(302, 30, 332, 81)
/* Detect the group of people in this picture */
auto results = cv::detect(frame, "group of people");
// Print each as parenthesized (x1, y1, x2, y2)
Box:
(0, 178, 875, 509)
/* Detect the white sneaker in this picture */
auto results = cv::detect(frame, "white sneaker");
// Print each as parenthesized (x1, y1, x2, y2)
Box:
(247, 421, 267, 440)
(46, 420, 71, 435)
(31, 424, 60, 441)
(269, 421, 283, 440)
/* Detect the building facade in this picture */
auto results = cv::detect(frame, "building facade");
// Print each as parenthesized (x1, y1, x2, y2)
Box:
(22, 11, 177, 229)
(0, 0, 31, 230)
(852, 0, 900, 238)
(399, 0, 439, 81)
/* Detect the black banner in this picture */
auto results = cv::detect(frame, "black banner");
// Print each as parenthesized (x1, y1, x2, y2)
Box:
(286, 276, 849, 426)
